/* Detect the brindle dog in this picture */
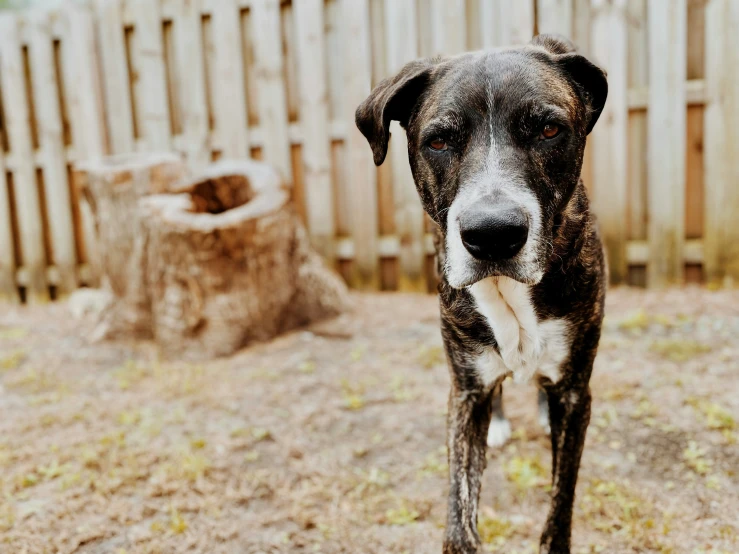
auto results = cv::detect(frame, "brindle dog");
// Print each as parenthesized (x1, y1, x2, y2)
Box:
(356, 35, 607, 553)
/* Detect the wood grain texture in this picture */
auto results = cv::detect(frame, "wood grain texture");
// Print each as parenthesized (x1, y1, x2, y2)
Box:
(704, 0, 739, 284)
(0, 14, 49, 302)
(647, 0, 686, 286)
(589, 0, 628, 284)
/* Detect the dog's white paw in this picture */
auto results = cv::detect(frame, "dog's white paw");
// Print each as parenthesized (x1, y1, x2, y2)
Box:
(538, 410, 551, 436)
(487, 418, 512, 447)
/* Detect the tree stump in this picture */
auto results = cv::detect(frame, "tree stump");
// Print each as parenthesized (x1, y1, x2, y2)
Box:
(74, 153, 189, 338)
(136, 160, 349, 358)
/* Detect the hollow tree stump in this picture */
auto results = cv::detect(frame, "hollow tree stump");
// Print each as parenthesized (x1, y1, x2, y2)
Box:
(137, 160, 349, 358)
(74, 153, 189, 337)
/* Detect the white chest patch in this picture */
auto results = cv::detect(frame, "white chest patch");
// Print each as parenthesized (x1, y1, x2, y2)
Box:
(468, 276, 570, 387)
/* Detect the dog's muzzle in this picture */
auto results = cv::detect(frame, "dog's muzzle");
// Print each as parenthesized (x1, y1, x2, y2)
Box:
(458, 201, 529, 262)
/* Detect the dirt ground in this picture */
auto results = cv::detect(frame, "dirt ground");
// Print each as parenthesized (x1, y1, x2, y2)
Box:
(0, 287, 738, 554)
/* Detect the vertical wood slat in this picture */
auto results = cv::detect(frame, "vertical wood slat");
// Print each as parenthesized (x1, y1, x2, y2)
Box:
(0, 151, 16, 302)
(64, 4, 107, 284)
(251, 0, 292, 182)
(499, 0, 535, 45)
(0, 14, 49, 303)
(647, 0, 686, 286)
(429, 0, 466, 56)
(342, 0, 378, 288)
(207, 0, 248, 158)
(589, 0, 628, 284)
(96, 0, 135, 154)
(293, 0, 334, 260)
(626, 0, 647, 245)
(28, 9, 78, 294)
(536, 0, 573, 37)
(383, 0, 424, 291)
(173, 0, 210, 171)
(704, 0, 739, 284)
(131, 0, 171, 151)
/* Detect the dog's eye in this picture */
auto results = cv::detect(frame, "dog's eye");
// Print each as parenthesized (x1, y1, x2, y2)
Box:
(428, 138, 448, 151)
(540, 124, 560, 140)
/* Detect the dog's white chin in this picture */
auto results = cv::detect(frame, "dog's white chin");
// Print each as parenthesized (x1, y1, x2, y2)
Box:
(445, 265, 544, 290)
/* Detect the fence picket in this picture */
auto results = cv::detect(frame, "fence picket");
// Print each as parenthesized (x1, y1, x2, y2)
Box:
(293, 0, 334, 260)
(28, 9, 78, 294)
(173, 0, 210, 171)
(383, 0, 425, 291)
(536, 0, 573, 37)
(429, 0, 466, 55)
(131, 0, 171, 150)
(0, 152, 16, 302)
(590, 0, 628, 284)
(342, 0, 378, 288)
(0, 14, 49, 303)
(96, 0, 135, 154)
(704, 0, 739, 284)
(647, 0, 686, 286)
(251, 0, 292, 182)
(207, 0, 248, 159)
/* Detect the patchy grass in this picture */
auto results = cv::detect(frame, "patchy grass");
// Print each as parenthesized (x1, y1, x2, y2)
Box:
(650, 339, 712, 362)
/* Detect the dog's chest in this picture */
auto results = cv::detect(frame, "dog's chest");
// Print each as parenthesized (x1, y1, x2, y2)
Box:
(468, 277, 570, 387)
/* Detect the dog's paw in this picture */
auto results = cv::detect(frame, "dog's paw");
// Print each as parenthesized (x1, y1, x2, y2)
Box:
(487, 418, 512, 447)
(538, 410, 551, 436)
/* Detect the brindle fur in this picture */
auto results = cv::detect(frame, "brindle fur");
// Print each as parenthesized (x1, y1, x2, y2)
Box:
(356, 35, 607, 553)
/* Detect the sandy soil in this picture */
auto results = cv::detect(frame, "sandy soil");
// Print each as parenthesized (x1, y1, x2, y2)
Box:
(0, 287, 737, 554)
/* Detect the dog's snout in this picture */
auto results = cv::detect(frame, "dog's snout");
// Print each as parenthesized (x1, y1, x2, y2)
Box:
(458, 204, 529, 261)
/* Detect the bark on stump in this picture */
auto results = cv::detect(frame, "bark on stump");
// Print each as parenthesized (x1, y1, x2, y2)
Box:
(138, 160, 349, 359)
(74, 153, 189, 337)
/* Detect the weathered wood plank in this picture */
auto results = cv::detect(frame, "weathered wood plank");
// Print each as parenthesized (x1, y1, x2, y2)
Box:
(536, 0, 573, 37)
(342, 0, 378, 288)
(95, 0, 135, 154)
(429, 0, 466, 55)
(28, 9, 78, 294)
(383, 0, 425, 291)
(131, 0, 171, 150)
(0, 151, 17, 302)
(704, 0, 739, 284)
(294, 0, 334, 260)
(626, 0, 647, 244)
(0, 14, 49, 303)
(207, 0, 249, 158)
(589, 0, 628, 284)
(498, 0, 535, 45)
(173, 0, 210, 171)
(251, 0, 292, 182)
(647, 0, 686, 286)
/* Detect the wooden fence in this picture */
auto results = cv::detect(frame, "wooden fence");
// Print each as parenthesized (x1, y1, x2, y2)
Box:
(0, 0, 738, 303)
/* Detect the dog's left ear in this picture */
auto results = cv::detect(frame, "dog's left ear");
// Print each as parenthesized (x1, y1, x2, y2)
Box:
(355, 59, 437, 166)
(531, 34, 608, 134)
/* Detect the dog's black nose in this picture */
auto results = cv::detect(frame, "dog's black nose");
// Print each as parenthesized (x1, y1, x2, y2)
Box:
(458, 204, 529, 261)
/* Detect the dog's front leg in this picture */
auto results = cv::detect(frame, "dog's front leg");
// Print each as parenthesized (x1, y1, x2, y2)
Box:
(539, 384, 592, 554)
(443, 382, 495, 554)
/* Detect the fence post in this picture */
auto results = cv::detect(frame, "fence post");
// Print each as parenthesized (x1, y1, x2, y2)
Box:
(589, 0, 628, 284)
(704, 0, 739, 285)
(647, 0, 686, 286)
(0, 152, 16, 302)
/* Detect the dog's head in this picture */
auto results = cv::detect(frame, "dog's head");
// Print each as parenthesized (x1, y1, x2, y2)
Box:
(356, 35, 607, 288)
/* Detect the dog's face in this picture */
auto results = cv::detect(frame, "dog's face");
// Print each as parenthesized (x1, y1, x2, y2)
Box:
(356, 35, 607, 288)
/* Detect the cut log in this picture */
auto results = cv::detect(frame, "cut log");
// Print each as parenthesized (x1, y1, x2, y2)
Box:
(137, 160, 349, 358)
(74, 153, 189, 338)
(74, 153, 189, 297)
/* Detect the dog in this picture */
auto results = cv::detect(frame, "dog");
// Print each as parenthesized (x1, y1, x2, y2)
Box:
(356, 35, 607, 553)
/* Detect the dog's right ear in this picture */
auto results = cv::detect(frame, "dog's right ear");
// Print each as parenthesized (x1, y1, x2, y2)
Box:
(355, 59, 436, 166)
